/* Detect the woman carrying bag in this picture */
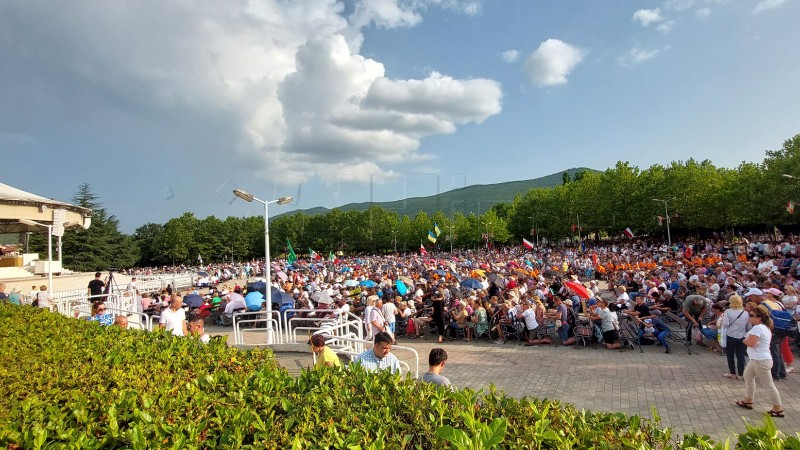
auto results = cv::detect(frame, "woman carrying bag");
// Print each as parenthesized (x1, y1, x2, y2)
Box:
(735, 305, 784, 418)
(722, 295, 749, 380)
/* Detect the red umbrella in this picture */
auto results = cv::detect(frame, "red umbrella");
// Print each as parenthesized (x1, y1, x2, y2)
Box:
(564, 280, 592, 299)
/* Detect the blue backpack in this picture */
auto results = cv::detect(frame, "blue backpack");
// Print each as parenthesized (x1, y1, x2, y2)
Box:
(763, 302, 797, 335)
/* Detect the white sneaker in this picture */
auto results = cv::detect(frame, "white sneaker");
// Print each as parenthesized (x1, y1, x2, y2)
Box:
(787, 366, 795, 373)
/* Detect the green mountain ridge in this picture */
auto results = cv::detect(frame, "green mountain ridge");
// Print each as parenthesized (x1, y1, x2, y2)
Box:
(281, 167, 597, 218)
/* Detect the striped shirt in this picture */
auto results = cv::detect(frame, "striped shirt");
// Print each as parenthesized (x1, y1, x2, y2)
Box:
(354, 349, 401, 373)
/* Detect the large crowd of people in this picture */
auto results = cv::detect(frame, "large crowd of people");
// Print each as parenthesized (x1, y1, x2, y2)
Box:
(2, 232, 797, 414)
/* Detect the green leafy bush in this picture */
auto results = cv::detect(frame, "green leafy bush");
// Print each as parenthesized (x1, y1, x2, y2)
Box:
(0, 304, 796, 449)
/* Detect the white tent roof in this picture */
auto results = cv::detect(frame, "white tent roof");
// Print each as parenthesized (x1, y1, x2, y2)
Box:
(0, 182, 92, 233)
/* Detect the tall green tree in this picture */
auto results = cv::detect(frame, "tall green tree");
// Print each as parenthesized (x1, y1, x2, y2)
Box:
(61, 184, 139, 271)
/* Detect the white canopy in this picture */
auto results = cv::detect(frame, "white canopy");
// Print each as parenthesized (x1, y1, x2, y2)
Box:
(0, 182, 92, 233)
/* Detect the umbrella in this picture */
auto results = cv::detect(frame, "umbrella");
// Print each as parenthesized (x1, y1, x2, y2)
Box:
(514, 269, 530, 277)
(183, 293, 203, 308)
(245, 291, 265, 311)
(311, 291, 333, 305)
(487, 273, 506, 288)
(448, 286, 464, 299)
(343, 279, 359, 287)
(341, 267, 352, 273)
(433, 269, 446, 276)
(198, 271, 209, 277)
(360, 280, 377, 288)
(398, 276, 413, 285)
(460, 279, 482, 290)
(276, 271, 288, 282)
(564, 281, 592, 300)
(471, 269, 486, 277)
(247, 281, 268, 296)
(395, 280, 408, 296)
(272, 291, 294, 306)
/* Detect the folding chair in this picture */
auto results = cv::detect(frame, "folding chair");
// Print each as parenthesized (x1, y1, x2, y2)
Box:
(664, 311, 692, 355)
(618, 319, 643, 353)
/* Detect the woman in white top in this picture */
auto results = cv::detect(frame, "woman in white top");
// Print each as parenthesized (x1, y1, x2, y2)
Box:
(722, 295, 749, 380)
(736, 305, 784, 417)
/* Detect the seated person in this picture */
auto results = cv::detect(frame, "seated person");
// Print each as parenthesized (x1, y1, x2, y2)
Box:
(113, 315, 129, 329)
(446, 302, 469, 340)
(637, 310, 672, 353)
(88, 301, 113, 326)
(188, 314, 211, 344)
(587, 299, 621, 350)
(466, 301, 488, 341)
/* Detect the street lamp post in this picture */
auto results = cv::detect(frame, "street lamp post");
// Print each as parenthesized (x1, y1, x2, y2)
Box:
(652, 198, 674, 247)
(391, 230, 398, 253)
(232, 189, 293, 344)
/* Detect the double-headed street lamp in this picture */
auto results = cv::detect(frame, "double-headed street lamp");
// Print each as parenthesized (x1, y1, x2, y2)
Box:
(652, 197, 674, 247)
(232, 188, 293, 344)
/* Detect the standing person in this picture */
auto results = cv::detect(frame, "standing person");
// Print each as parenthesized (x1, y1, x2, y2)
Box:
(87, 272, 105, 300)
(159, 294, 188, 336)
(310, 334, 341, 368)
(422, 348, 451, 387)
(35, 285, 52, 310)
(382, 296, 398, 336)
(723, 295, 749, 380)
(520, 301, 539, 346)
(682, 294, 708, 346)
(431, 289, 447, 343)
(736, 305, 784, 418)
(367, 296, 387, 339)
(354, 332, 401, 373)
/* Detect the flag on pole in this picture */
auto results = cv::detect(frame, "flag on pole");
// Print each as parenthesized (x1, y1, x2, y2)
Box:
(329, 251, 335, 262)
(434, 223, 442, 237)
(522, 238, 534, 249)
(788, 201, 795, 214)
(309, 248, 321, 260)
(427, 231, 437, 244)
(623, 227, 634, 239)
(420, 244, 428, 255)
(287, 239, 297, 264)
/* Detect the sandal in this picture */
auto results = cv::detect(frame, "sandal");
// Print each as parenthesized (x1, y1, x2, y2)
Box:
(767, 410, 785, 418)
(735, 400, 753, 410)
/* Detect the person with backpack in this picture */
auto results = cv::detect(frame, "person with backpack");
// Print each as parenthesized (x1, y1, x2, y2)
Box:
(745, 288, 793, 380)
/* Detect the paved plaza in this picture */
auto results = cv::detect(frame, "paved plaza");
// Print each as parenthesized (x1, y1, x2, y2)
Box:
(219, 328, 800, 442)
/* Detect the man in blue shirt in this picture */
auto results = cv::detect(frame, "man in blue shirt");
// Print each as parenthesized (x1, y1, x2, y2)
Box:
(354, 332, 401, 373)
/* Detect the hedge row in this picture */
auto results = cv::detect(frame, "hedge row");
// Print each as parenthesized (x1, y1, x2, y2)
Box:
(0, 303, 796, 449)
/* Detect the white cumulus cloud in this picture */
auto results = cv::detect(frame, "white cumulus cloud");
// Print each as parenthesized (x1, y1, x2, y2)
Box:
(500, 50, 519, 63)
(523, 39, 585, 87)
(0, 0, 502, 186)
(633, 8, 664, 26)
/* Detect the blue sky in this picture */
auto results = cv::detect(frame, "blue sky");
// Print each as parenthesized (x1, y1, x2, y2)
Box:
(1, 0, 798, 233)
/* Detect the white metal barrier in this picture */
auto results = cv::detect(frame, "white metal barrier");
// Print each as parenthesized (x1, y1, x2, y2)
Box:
(281, 309, 364, 344)
(232, 310, 283, 346)
(314, 335, 420, 379)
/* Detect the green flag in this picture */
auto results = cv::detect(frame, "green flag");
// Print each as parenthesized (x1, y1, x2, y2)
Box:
(287, 238, 297, 264)
(329, 251, 335, 262)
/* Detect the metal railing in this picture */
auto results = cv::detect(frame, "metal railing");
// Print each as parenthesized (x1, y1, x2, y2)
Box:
(232, 310, 283, 346)
(71, 305, 152, 330)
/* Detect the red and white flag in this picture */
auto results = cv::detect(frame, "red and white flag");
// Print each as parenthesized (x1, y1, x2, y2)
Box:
(788, 201, 795, 214)
(420, 244, 428, 255)
(624, 227, 634, 239)
(522, 238, 534, 249)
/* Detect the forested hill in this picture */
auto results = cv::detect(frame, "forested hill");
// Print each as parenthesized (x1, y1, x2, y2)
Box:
(280, 167, 597, 218)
